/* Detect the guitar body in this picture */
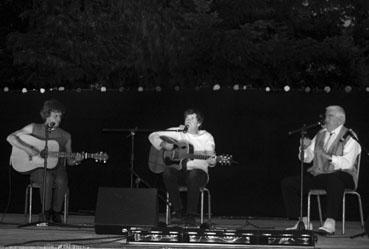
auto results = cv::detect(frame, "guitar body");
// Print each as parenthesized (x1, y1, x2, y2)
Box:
(11, 134, 60, 173)
(148, 143, 190, 173)
(148, 135, 233, 174)
(148, 146, 167, 174)
(162, 141, 193, 170)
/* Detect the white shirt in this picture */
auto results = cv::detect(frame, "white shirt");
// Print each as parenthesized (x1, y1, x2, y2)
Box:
(303, 125, 361, 171)
(148, 127, 215, 173)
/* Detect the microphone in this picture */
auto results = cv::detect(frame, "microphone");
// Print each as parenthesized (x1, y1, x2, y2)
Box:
(288, 116, 323, 136)
(47, 122, 56, 130)
(183, 125, 189, 133)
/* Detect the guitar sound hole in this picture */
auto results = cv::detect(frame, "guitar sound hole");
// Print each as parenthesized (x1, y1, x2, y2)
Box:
(39, 150, 47, 159)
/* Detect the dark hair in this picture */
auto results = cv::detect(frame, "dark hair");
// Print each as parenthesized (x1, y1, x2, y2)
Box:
(184, 108, 204, 125)
(40, 99, 66, 120)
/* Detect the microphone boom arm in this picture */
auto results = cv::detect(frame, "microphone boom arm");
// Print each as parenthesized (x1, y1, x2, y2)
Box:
(288, 122, 322, 136)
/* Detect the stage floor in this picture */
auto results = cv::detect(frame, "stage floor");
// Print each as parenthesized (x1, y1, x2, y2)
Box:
(0, 213, 368, 248)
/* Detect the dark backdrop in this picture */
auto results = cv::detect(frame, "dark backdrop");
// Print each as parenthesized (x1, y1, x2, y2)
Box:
(0, 90, 368, 219)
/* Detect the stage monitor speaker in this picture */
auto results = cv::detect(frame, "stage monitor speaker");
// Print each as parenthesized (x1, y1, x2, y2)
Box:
(94, 187, 158, 234)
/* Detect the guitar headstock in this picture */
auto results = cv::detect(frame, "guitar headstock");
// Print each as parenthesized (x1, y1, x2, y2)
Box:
(92, 152, 109, 163)
(216, 154, 233, 165)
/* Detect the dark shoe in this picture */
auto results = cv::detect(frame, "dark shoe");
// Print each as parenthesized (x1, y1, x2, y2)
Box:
(52, 211, 62, 223)
(39, 209, 52, 222)
(183, 214, 196, 227)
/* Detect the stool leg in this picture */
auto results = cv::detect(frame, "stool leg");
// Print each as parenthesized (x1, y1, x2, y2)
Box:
(63, 193, 68, 224)
(342, 193, 346, 234)
(357, 193, 364, 230)
(207, 190, 211, 222)
(29, 187, 33, 223)
(307, 192, 311, 228)
(165, 192, 170, 225)
(200, 190, 204, 224)
(24, 186, 29, 222)
(317, 195, 323, 226)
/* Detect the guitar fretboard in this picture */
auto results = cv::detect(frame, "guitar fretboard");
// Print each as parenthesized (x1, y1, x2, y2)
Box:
(48, 152, 96, 159)
(184, 154, 214, 160)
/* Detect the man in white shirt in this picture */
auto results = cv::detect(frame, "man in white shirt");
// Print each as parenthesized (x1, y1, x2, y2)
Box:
(148, 109, 216, 226)
(281, 105, 361, 234)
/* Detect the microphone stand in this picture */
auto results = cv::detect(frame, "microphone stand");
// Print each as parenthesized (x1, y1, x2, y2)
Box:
(40, 125, 50, 223)
(288, 121, 321, 231)
(19, 124, 52, 228)
(102, 127, 184, 222)
(101, 127, 156, 189)
(297, 126, 307, 231)
(103, 127, 154, 188)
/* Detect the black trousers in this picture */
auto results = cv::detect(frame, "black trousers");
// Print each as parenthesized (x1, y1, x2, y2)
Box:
(162, 167, 207, 215)
(281, 171, 354, 220)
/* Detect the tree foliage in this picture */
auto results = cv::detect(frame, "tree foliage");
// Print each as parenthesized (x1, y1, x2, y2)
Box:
(2, 0, 369, 89)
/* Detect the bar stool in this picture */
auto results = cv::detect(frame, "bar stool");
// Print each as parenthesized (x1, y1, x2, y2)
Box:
(24, 182, 69, 223)
(165, 186, 211, 225)
(307, 153, 364, 234)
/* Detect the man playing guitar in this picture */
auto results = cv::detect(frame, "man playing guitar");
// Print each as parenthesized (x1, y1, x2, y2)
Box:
(7, 99, 83, 223)
(148, 108, 216, 226)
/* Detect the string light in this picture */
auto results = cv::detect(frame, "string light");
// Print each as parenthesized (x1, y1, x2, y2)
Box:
(344, 85, 352, 93)
(5, 84, 369, 93)
(212, 84, 221, 91)
(324, 86, 331, 93)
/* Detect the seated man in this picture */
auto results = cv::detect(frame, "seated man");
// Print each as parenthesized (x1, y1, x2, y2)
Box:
(7, 99, 82, 223)
(148, 108, 216, 226)
(281, 105, 361, 234)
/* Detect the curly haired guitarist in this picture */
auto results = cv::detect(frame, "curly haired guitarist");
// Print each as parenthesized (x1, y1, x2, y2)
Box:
(7, 99, 83, 223)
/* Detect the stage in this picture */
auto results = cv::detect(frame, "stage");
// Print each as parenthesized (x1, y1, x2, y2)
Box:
(0, 213, 367, 248)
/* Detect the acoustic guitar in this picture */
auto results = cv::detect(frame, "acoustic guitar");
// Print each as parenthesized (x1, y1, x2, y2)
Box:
(10, 134, 109, 173)
(148, 136, 232, 173)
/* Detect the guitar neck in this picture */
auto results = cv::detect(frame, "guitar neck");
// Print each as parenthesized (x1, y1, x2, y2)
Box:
(48, 152, 75, 159)
(50, 152, 89, 159)
(185, 154, 213, 160)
